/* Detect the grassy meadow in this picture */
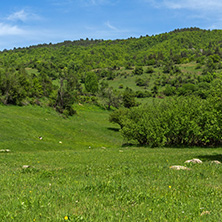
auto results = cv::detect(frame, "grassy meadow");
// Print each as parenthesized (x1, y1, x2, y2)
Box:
(106, 63, 202, 92)
(0, 104, 222, 221)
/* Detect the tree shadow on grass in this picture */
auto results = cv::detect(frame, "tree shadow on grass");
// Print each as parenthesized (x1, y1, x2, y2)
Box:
(122, 143, 150, 148)
(197, 154, 222, 162)
(107, 127, 120, 132)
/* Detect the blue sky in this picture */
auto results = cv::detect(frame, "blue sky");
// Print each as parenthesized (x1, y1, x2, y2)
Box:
(0, 0, 222, 50)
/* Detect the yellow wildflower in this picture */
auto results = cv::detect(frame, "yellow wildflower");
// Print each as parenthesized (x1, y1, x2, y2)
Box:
(64, 216, 68, 220)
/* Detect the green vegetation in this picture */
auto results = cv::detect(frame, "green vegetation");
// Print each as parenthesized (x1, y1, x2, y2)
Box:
(1, 27, 222, 220)
(110, 97, 222, 147)
(0, 105, 222, 221)
(1, 27, 222, 117)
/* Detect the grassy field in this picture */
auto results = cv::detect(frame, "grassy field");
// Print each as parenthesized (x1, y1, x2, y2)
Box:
(0, 105, 222, 221)
(107, 63, 203, 93)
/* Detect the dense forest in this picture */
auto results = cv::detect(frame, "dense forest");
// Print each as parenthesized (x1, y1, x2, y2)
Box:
(2, 27, 222, 146)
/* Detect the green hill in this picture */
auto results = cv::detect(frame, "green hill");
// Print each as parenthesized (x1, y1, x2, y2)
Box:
(1, 27, 222, 221)
(0, 28, 221, 111)
(0, 104, 121, 152)
(2, 27, 222, 70)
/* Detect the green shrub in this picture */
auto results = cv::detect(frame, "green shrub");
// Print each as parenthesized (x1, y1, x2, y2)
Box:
(109, 108, 129, 129)
(135, 90, 152, 98)
(123, 87, 136, 108)
(110, 97, 222, 147)
(118, 84, 124, 89)
(133, 66, 143, 75)
(145, 67, 154, 73)
(163, 86, 176, 96)
(135, 77, 148, 87)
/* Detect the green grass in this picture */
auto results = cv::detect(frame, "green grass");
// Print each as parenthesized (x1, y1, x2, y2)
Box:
(0, 104, 121, 152)
(0, 105, 222, 221)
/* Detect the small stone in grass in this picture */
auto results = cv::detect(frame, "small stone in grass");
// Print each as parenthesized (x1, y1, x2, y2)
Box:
(22, 165, 31, 169)
(185, 158, 202, 164)
(211, 160, 221, 164)
(170, 165, 191, 170)
(0, 149, 10, 152)
(200, 211, 210, 216)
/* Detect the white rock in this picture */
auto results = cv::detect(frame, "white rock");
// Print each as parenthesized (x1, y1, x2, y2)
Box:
(211, 160, 221, 164)
(0, 149, 10, 152)
(22, 165, 31, 169)
(185, 158, 202, 164)
(200, 211, 210, 216)
(170, 165, 191, 170)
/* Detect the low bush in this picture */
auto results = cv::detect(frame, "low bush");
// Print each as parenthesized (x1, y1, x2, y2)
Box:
(110, 97, 222, 147)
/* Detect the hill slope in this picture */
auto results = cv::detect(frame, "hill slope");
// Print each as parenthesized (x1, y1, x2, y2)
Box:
(0, 105, 121, 152)
(1, 27, 222, 70)
(1, 27, 222, 115)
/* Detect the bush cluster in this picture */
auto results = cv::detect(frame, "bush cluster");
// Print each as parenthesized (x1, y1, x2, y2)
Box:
(110, 97, 222, 147)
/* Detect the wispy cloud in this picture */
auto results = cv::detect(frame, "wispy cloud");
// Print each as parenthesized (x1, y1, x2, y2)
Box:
(84, 21, 131, 40)
(163, 0, 222, 10)
(50, 0, 74, 6)
(7, 9, 42, 22)
(7, 10, 29, 22)
(105, 21, 118, 31)
(0, 23, 25, 36)
(80, 0, 114, 6)
(50, 0, 110, 7)
(144, 0, 222, 11)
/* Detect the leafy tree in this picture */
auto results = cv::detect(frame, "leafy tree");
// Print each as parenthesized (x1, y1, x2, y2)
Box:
(54, 68, 77, 116)
(151, 85, 158, 97)
(123, 87, 136, 108)
(135, 77, 149, 87)
(100, 87, 122, 110)
(133, 66, 143, 75)
(145, 66, 154, 73)
(84, 72, 98, 94)
(163, 85, 176, 96)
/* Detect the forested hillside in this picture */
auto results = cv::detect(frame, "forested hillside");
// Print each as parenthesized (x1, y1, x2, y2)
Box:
(1, 27, 222, 124)
(2, 27, 222, 221)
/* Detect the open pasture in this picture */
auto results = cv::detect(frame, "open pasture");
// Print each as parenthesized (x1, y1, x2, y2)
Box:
(0, 105, 222, 221)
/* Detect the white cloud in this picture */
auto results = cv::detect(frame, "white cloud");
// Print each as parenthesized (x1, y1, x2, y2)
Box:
(0, 23, 25, 36)
(105, 21, 118, 31)
(80, 0, 113, 6)
(162, 0, 222, 11)
(144, 0, 222, 11)
(50, 0, 74, 6)
(7, 10, 28, 22)
(7, 9, 42, 22)
(84, 22, 131, 40)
